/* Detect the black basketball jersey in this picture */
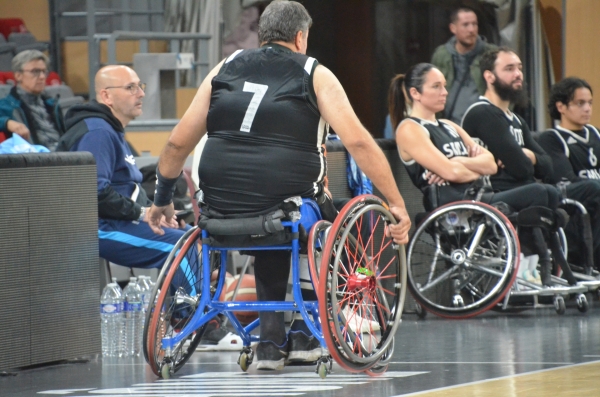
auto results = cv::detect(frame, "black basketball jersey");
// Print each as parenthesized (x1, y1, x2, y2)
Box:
(462, 98, 541, 191)
(547, 125, 600, 180)
(199, 44, 328, 214)
(401, 117, 472, 205)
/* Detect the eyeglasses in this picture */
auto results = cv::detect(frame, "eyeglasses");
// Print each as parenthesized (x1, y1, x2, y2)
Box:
(21, 68, 48, 77)
(104, 83, 146, 95)
(569, 100, 593, 109)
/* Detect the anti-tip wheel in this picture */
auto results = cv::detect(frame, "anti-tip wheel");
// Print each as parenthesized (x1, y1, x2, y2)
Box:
(576, 293, 589, 313)
(554, 295, 566, 315)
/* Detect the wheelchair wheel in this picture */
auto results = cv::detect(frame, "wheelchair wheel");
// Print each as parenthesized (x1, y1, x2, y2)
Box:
(307, 220, 332, 289)
(318, 195, 407, 373)
(145, 226, 215, 377)
(407, 201, 519, 319)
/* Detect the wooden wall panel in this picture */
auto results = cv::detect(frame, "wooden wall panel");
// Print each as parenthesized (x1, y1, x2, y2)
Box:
(565, 0, 600, 126)
(539, 0, 563, 80)
(0, 0, 50, 41)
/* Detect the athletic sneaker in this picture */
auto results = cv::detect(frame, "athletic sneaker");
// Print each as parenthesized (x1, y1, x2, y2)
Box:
(256, 341, 288, 370)
(196, 318, 243, 351)
(287, 331, 321, 364)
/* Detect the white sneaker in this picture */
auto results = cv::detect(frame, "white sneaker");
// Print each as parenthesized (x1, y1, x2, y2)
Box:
(342, 306, 381, 333)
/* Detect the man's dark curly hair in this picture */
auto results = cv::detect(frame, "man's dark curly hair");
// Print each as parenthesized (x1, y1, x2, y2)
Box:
(547, 77, 593, 120)
(479, 46, 516, 78)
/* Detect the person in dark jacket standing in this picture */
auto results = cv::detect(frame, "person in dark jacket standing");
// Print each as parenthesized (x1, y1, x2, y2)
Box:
(431, 6, 496, 124)
(0, 50, 65, 149)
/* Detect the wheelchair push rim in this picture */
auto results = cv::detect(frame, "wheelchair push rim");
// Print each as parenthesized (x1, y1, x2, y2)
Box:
(318, 194, 407, 373)
(145, 226, 212, 377)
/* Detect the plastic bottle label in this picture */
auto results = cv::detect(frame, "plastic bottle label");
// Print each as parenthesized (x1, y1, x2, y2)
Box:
(101, 303, 120, 314)
(124, 302, 142, 312)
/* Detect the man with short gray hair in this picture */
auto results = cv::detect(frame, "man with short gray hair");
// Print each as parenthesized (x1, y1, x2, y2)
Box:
(0, 50, 65, 150)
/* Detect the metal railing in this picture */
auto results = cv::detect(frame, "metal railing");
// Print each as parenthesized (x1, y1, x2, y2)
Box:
(88, 30, 211, 99)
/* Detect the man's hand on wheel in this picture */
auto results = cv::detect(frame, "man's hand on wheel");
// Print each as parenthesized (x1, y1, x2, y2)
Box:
(387, 205, 411, 245)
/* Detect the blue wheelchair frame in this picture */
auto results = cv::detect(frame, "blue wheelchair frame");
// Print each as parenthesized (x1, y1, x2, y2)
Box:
(160, 199, 326, 352)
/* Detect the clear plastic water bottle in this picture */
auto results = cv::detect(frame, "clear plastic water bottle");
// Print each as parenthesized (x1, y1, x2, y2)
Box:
(100, 280, 123, 357)
(137, 275, 152, 346)
(138, 275, 152, 313)
(123, 277, 142, 357)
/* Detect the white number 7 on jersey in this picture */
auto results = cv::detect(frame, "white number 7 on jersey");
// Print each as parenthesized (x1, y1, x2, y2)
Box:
(240, 82, 268, 132)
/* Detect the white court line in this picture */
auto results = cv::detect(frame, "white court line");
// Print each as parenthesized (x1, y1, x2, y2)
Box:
(390, 359, 600, 397)
(390, 361, 574, 365)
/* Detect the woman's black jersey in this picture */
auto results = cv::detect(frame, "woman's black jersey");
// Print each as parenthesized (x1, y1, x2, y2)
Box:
(540, 124, 600, 181)
(199, 44, 328, 214)
(400, 117, 472, 206)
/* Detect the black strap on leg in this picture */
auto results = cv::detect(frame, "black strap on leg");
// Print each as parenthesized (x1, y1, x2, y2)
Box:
(581, 213, 595, 275)
(549, 231, 579, 285)
(531, 227, 553, 286)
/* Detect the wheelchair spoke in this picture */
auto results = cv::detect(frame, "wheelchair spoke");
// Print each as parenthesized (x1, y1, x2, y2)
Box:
(419, 264, 460, 293)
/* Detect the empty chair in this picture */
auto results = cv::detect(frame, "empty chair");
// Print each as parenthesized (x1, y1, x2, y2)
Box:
(46, 71, 62, 86)
(43, 84, 85, 116)
(57, 96, 85, 117)
(8, 32, 49, 53)
(0, 35, 16, 71)
(44, 84, 75, 99)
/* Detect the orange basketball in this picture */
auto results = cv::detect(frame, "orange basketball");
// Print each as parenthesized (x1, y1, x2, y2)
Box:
(211, 269, 233, 285)
(219, 274, 258, 325)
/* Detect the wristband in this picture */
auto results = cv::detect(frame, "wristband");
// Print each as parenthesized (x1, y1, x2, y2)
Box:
(137, 206, 147, 221)
(154, 166, 181, 207)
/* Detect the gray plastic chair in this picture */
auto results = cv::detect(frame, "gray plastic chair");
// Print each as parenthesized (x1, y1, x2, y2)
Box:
(8, 32, 49, 53)
(0, 35, 16, 71)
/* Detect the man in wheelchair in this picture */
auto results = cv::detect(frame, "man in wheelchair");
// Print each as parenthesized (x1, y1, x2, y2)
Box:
(538, 77, 600, 273)
(147, 1, 410, 371)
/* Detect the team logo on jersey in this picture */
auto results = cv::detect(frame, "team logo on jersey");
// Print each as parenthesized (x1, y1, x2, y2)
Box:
(442, 141, 468, 158)
(578, 169, 600, 179)
(125, 154, 136, 165)
(509, 125, 524, 146)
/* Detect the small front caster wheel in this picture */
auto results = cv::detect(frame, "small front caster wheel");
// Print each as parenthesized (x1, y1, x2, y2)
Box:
(239, 353, 250, 371)
(317, 362, 328, 379)
(161, 362, 172, 379)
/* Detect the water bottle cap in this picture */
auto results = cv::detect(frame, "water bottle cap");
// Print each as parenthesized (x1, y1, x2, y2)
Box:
(130, 277, 137, 282)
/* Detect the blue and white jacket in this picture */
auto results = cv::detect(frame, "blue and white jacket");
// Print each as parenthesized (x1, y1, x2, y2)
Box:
(57, 100, 151, 220)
